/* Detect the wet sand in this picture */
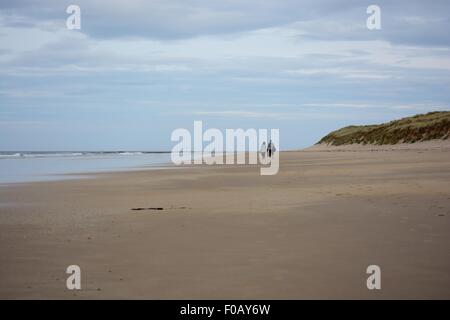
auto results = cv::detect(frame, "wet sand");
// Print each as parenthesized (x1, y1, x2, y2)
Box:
(1, 148, 450, 299)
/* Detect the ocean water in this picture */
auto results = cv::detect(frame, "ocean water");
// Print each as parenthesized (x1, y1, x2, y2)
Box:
(0, 152, 173, 184)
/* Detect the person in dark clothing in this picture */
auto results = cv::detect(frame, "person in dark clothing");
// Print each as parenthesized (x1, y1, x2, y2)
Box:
(267, 140, 275, 158)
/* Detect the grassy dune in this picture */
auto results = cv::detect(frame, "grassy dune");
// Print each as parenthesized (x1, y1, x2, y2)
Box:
(318, 111, 450, 146)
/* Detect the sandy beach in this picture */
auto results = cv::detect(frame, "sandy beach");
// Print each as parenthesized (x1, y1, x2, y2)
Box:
(1, 147, 450, 299)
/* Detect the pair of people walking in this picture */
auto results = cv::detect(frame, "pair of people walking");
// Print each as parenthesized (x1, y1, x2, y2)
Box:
(260, 140, 276, 158)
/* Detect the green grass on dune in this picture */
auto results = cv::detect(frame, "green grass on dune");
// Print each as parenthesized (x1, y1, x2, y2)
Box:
(317, 111, 450, 146)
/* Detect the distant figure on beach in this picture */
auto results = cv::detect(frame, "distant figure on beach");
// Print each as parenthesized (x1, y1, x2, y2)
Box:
(260, 141, 267, 158)
(267, 140, 276, 158)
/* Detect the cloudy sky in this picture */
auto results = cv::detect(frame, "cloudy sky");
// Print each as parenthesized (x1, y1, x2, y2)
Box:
(1, 0, 450, 150)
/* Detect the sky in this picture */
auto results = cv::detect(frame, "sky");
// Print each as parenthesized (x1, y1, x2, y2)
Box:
(1, 0, 450, 151)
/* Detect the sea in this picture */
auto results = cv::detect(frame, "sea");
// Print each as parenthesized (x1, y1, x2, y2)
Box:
(0, 151, 173, 184)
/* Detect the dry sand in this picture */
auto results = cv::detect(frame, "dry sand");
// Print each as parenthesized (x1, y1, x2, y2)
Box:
(1, 147, 450, 299)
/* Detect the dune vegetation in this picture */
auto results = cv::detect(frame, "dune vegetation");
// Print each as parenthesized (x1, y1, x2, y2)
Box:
(317, 111, 450, 146)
